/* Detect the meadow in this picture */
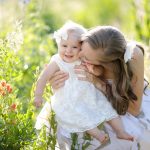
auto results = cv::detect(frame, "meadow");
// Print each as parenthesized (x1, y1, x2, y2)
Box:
(0, 0, 149, 149)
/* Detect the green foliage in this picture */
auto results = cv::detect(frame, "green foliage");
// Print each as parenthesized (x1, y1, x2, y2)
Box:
(71, 133, 79, 150)
(131, 0, 150, 45)
(0, 36, 36, 150)
(0, 0, 150, 148)
(17, 1, 56, 102)
(131, 0, 150, 81)
(30, 102, 57, 149)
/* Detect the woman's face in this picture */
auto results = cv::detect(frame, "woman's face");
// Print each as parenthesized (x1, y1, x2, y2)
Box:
(79, 41, 104, 65)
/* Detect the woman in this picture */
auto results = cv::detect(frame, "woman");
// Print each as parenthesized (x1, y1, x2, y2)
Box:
(48, 26, 150, 149)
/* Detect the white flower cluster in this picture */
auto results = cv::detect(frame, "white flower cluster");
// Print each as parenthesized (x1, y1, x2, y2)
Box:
(6, 21, 24, 53)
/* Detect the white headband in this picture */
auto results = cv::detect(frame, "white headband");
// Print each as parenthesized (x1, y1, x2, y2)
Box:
(53, 21, 87, 44)
(124, 41, 136, 63)
(53, 30, 68, 44)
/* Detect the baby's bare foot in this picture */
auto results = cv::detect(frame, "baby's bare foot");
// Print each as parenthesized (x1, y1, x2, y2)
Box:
(98, 132, 109, 144)
(117, 131, 134, 141)
(86, 128, 109, 144)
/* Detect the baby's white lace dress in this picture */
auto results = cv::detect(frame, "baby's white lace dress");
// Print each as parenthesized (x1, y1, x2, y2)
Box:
(51, 54, 118, 133)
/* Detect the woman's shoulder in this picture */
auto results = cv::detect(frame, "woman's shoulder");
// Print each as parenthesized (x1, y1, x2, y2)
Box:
(129, 44, 144, 81)
(127, 42, 144, 81)
(132, 45, 144, 60)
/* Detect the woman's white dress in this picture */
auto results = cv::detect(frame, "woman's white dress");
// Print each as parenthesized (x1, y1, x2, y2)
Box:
(37, 54, 118, 133)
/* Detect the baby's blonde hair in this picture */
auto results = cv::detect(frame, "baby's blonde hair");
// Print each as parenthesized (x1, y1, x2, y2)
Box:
(53, 21, 87, 44)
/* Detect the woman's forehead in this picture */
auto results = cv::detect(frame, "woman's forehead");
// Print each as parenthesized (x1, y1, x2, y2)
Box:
(82, 42, 103, 56)
(81, 42, 105, 64)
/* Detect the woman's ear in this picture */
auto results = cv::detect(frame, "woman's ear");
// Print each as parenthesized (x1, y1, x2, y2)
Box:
(85, 63, 94, 74)
(93, 65, 104, 76)
(86, 63, 104, 76)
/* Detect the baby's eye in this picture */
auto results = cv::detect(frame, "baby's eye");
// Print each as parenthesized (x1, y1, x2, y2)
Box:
(62, 45, 67, 47)
(73, 46, 77, 49)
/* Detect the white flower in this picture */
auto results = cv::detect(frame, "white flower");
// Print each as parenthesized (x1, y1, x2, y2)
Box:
(6, 21, 24, 52)
(53, 29, 68, 44)
(124, 41, 136, 63)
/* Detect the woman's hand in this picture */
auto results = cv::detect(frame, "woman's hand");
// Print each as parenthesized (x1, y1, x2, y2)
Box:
(74, 64, 106, 94)
(49, 70, 69, 90)
(74, 64, 97, 84)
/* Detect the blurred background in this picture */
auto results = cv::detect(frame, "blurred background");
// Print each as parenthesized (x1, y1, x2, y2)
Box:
(0, 0, 150, 123)
(0, 0, 149, 149)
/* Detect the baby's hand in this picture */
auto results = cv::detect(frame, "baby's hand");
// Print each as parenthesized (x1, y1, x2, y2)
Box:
(34, 97, 43, 108)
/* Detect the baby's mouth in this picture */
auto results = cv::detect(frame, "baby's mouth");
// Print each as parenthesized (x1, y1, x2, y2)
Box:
(65, 55, 73, 58)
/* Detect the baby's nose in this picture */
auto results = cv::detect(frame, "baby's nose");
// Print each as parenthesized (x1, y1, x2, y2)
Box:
(66, 47, 72, 53)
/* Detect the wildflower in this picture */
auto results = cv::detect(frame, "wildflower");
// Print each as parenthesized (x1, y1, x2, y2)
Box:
(23, 0, 30, 4)
(1, 80, 7, 87)
(1, 91, 6, 96)
(0, 84, 3, 91)
(0, 84, 5, 96)
(6, 84, 12, 93)
(10, 103, 17, 111)
(0, 80, 13, 95)
(6, 21, 24, 53)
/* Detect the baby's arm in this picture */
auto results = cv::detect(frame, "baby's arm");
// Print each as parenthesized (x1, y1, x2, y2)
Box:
(34, 61, 59, 107)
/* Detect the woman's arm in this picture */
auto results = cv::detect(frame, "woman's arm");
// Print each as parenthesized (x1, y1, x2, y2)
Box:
(127, 46, 144, 116)
(34, 61, 59, 107)
(49, 71, 69, 90)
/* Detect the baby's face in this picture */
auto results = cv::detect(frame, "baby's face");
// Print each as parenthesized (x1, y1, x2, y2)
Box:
(58, 32, 81, 63)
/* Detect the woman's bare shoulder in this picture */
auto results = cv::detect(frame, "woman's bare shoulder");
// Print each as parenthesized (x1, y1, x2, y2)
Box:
(129, 45, 144, 83)
(130, 46, 144, 68)
(133, 45, 144, 59)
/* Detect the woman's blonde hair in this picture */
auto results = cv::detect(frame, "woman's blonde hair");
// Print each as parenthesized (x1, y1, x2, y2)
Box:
(82, 26, 144, 115)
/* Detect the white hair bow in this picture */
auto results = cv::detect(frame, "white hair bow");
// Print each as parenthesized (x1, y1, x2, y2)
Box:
(53, 30, 68, 44)
(124, 41, 136, 63)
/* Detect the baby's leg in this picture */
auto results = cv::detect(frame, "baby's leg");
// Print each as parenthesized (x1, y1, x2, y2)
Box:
(107, 117, 134, 141)
(86, 127, 109, 144)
